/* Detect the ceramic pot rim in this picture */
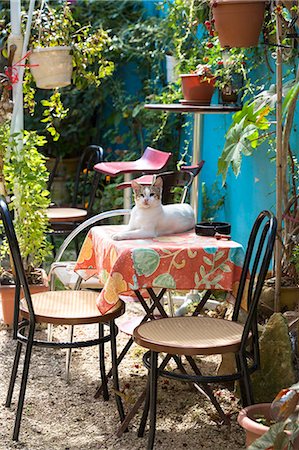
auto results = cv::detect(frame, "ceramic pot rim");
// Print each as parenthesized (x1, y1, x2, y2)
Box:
(31, 46, 71, 53)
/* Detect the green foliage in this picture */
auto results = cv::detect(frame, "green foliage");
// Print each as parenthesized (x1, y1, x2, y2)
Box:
(248, 382, 299, 450)
(19, 2, 114, 147)
(0, 124, 52, 272)
(202, 181, 225, 221)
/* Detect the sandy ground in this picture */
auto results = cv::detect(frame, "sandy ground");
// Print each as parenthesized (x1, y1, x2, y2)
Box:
(0, 300, 246, 450)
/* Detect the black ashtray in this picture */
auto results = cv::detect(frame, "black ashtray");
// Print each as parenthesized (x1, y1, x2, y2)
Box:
(195, 221, 231, 237)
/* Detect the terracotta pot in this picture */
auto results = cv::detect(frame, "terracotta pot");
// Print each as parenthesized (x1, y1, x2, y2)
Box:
(0, 271, 49, 326)
(180, 74, 215, 104)
(211, 0, 266, 48)
(29, 46, 73, 89)
(237, 403, 299, 448)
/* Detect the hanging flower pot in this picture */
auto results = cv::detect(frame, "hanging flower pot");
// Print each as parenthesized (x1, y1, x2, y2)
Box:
(211, 0, 266, 48)
(180, 65, 215, 105)
(29, 46, 73, 89)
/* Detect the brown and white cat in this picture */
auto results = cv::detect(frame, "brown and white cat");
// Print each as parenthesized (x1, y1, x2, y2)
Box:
(112, 176, 195, 240)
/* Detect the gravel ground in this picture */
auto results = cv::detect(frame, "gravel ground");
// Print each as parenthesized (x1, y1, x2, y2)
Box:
(0, 300, 246, 450)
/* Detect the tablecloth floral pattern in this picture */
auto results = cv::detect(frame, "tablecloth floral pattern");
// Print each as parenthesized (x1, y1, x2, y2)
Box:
(74, 225, 245, 314)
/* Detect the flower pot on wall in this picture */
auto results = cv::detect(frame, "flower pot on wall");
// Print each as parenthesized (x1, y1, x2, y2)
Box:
(180, 74, 215, 105)
(29, 46, 73, 89)
(211, 0, 266, 48)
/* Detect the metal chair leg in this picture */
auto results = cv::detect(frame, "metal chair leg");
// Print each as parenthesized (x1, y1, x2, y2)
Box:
(110, 321, 125, 423)
(99, 323, 109, 401)
(47, 323, 53, 341)
(148, 351, 158, 450)
(12, 335, 34, 441)
(166, 291, 175, 317)
(5, 341, 22, 407)
(138, 378, 150, 437)
(94, 336, 134, 399)
(65, 325, 74, 383)
(236, 353, 254, 406)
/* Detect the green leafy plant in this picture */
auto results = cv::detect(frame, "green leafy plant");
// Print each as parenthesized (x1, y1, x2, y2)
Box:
(0, 122, 52, 275)
(248, 381, 299, 450)
(18, 3, 115, 143)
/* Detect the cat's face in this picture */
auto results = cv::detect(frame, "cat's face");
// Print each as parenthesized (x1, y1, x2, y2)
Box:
(132, 177, 162, 209)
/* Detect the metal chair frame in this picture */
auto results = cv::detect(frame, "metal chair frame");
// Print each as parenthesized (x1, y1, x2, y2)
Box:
(0, 197, 125, 442)
(49, 209, 131, 382)
(48, 145, 105, 254)
(133, 210, 277, 449)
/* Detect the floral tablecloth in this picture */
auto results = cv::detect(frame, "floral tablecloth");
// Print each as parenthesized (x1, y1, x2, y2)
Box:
(74, 225, 245, 314)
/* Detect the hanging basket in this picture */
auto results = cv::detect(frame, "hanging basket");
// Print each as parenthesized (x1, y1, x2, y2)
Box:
(29, 46, 73, 89)
(211, 0, 266, 48)
(180, 74, 215, 105)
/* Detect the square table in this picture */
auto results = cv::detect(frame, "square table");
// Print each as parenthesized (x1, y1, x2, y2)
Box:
(74, 225, 245, 315)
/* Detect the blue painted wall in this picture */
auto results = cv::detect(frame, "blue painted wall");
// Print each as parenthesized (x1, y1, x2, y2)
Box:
(142, 1, 299, 250)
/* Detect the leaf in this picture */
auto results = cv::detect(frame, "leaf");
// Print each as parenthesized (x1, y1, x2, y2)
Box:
(153, 273, 176, 289)
(220, 263, 231, 273)
(247, 422, 287, 449)
(173, 259, 186, 269)
(132, 248, 160, 276)
(214, 250, 225, 261)
(282, 80, 299, 118)
(203, 256, 213, 265)
(187, 248, 197, 258)
(200, 265, 206, 278)
(211, 274, 223, 284)
(194, 272, 200, 287)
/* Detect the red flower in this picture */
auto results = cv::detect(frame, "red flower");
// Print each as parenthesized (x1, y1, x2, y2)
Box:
(204, 20, 211, 29)
(207, 42, 214, 49)
(217, 61, 223, 65)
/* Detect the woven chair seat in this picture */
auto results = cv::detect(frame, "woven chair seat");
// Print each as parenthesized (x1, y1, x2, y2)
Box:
(134, 316, 245, 356)
(20, 291, 124, 325)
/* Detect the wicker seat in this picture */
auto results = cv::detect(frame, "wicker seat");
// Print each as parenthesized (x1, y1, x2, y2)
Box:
(133, 210, 277, 450)
(0, 197, 126, 442)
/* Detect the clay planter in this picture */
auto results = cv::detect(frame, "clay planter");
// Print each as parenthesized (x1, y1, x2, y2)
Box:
(237, 403, 299, 448)
(211, 0, 266, 48)
(0, 271, 48, 326)
(180, 74, 215, 105)
(29, 46, 73, 89)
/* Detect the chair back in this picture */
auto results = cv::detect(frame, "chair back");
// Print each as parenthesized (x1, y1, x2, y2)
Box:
(0, 197, 35, 333)
(232, 210, 277, 358)
(153, 171, 193, 204)
(72, 145, 104, 214)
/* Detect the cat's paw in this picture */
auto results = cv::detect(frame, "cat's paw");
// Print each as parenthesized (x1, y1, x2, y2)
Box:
(112, 233, 125, 241)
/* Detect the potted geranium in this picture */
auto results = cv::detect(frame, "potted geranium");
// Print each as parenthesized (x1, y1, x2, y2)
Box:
(180, 63, 216, 104)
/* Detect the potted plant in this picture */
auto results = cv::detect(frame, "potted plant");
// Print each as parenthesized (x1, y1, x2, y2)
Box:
(210, 0, 266, 48)
(238, 381, 299, 449)
(0, 121, 51, 325)
(27, 3, 114, 90)
(180, 63, 216, 104)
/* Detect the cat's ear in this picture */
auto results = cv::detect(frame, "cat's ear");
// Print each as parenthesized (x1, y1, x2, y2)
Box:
(131, 180, 140, 191)
(153, 176, 163, 189)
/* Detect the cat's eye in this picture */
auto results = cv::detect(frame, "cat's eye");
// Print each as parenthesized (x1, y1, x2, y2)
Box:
(140, 194, 144, 197)
(150, 193, 154, 197)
